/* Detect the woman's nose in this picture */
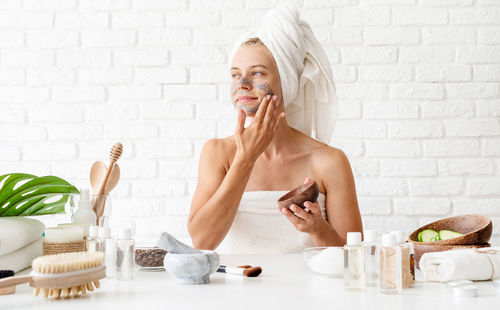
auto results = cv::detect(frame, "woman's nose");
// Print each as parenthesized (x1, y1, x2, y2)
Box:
(237, 76, 252, 90)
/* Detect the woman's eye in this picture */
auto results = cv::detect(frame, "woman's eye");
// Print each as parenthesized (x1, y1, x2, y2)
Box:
(252, 72, 263, 77)
(231, 73, 240, 78)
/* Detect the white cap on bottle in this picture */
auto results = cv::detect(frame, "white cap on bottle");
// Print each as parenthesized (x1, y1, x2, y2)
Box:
(78, 188, 91, 209)
(382, 233, 397, 247)
(364, 230, 377, 243)
(99, 227, 111, 239)
(119, 228, 132, 240)
(390, 230, 406, 244)
(346, 232, 362, 246)
(89, 226, 99, 238)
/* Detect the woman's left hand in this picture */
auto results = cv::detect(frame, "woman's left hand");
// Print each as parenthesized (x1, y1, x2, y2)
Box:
(280, 178, 330, 234)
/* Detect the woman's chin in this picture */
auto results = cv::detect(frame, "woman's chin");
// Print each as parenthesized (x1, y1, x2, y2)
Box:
(239, 105, 259, 116)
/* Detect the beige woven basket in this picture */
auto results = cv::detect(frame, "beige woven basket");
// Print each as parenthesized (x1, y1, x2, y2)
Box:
(42, 239, 86, 255)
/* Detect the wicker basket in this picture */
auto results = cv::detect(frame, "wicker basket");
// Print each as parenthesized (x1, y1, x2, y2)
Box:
(42, 239, 86, 255)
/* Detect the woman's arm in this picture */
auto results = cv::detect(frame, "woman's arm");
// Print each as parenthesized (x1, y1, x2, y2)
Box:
(280, 148, 363, 246)
(188, 95, 284, 249)
(187, 139, 255, 250)
(314, 148, 363, 245)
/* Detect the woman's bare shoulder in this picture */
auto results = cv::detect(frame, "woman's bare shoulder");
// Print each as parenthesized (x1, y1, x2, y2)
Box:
(311, 143, 352, 178)
(200, 136, 237, 168)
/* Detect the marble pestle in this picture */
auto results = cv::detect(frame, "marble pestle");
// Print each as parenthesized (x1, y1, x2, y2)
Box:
(156, 232, 202, 254)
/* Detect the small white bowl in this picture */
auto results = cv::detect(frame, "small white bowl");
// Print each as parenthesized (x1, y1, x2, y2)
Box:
(303, 247, 344, 277)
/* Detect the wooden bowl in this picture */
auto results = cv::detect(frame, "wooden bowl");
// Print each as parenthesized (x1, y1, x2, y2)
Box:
(277, 181, 319, 212)
(411, 243, 491, 269)
(408, 214, 492, 246)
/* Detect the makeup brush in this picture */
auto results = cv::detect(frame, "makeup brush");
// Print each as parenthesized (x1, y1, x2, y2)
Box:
(217, 265, 262, 277)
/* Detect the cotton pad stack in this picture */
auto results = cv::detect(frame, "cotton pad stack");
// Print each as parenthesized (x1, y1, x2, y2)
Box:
(0, 217, 44, 272)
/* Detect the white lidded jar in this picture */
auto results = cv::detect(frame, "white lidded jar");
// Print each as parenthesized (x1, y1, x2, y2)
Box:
(71, 188, 96, 226)
(344, 232, 365, 291)
(363, 230, 379, 288)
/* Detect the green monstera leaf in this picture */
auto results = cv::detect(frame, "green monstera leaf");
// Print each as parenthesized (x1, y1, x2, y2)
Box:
(0, 173, 79, 217)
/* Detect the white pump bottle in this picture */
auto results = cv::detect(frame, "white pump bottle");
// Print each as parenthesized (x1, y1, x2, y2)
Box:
(71, 188, 97, 226)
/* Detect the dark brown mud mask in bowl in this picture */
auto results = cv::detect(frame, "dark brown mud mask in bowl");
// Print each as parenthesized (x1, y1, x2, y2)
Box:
(277, 181, 320, 212)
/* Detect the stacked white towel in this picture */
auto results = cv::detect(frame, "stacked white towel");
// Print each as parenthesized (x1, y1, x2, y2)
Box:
(420, 248, 500, 282)
(0, 217, 44, 272)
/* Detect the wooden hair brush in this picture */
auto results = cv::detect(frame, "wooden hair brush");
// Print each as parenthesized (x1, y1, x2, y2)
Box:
(0, 252, 106, 299)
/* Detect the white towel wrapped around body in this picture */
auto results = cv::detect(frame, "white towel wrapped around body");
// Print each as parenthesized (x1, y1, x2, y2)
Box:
(420, 248, 500, 282)
(230, 5, 338, 144)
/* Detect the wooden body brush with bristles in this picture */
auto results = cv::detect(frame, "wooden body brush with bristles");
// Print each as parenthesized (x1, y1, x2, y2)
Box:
(93, 142, 123, 219)
(0, 252, 106, 299)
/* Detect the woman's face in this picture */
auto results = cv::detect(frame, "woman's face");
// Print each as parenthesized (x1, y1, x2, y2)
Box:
(230, 46, 282, 116)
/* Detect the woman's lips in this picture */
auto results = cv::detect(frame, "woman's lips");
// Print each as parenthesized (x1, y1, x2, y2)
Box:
(237, 96, 257, 103)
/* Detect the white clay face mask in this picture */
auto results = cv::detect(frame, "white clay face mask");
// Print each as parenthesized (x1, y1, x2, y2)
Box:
(230, 76, 275, 115)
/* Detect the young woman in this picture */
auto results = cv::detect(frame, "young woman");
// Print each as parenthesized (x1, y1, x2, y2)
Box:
(188, 6, 362, 253)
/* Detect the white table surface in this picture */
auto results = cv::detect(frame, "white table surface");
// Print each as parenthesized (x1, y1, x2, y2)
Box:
(1, 254, 499, 310)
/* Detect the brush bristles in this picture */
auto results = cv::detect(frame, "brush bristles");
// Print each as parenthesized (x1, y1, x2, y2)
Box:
(32, 252, 104, 274)
(109, 142, 123, 162)
(243, 266, 262, 277)
(31, 252, 104, 299)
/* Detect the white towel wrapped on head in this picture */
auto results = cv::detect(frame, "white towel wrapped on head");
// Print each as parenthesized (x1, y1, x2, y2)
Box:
(420, 248, 500, 282)
(231, 5, 338, 144)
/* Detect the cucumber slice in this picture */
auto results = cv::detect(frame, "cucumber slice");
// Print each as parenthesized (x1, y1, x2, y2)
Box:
(420, 229, 439, 242)
(439, 230, 463, 240)
(418, 231, 423, 242)
(430, 234, 441, 242)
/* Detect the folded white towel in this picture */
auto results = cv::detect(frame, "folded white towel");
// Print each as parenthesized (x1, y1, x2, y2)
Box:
(420, 248, 500, 282)
(0, 237, 42, 272)
(231, 5, 338, 144)
(0, 217, 44, 256)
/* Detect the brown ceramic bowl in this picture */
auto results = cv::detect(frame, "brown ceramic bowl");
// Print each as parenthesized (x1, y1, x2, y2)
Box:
(408, 214, 492, 246)
(412, 243, 491, 269)
(277, 181, 319, 212)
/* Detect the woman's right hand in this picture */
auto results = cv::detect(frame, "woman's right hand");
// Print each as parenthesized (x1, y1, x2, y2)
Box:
(234, 95, 285, 162)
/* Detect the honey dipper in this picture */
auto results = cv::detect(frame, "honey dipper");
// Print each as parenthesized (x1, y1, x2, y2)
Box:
(93, 142, 123, 219)
(0, 252, 106, 299)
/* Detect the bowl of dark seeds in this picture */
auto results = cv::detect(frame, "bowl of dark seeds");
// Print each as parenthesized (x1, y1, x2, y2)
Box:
(135, 246, 168, 270)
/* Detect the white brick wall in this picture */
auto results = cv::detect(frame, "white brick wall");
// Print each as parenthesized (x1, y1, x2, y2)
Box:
(1, 1, 499, 246)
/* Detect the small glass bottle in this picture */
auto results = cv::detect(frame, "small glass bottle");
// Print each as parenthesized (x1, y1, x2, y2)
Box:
(344, 232, 364, 291)
(363, 230, 378, 288)
(116, 228, 135, 281)
(391, 230, 415, 287)
(104, 238, 116, 279)
(97, 227, 112, 253)
(380, 233, 403, 294)
(86, 226, 99, 252)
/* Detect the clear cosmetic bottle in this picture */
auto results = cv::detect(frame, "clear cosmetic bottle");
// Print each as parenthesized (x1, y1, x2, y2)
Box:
(363, 230, 378, 288)
(116, 228, 134, 281)
(390, 230, 415, 287)
(380, 233, 403, 294)
(97, 227, 112, 253)
(86, 226, 99, 252)
(344, 232, 365, 291)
